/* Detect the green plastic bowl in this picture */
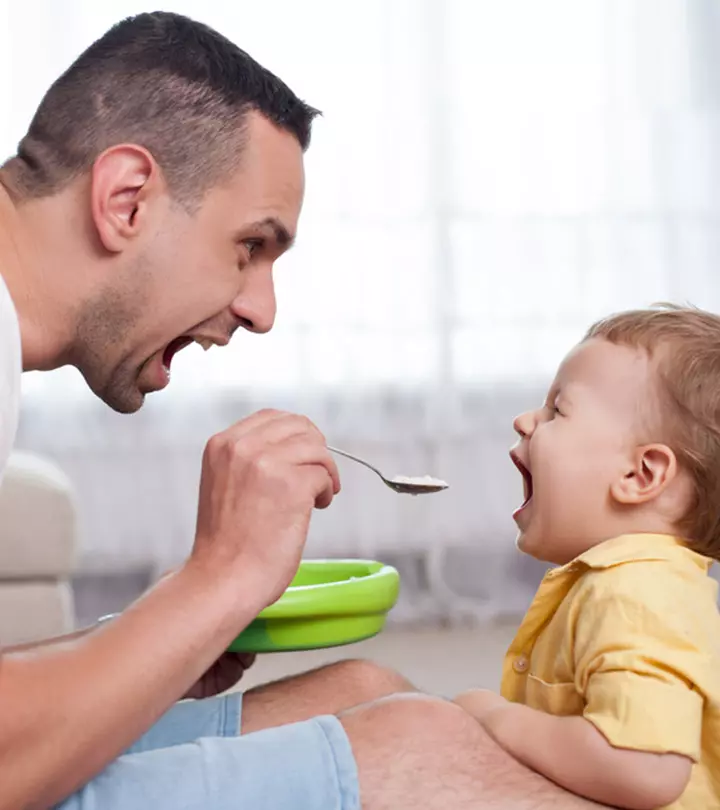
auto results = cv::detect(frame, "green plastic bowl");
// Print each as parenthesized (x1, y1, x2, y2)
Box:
(227, 559, 400, 653)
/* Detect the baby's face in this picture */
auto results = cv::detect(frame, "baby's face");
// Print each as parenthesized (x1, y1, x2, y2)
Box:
(510, 338, 654, 564)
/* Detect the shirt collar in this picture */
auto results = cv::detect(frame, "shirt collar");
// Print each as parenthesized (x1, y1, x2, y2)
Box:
(568, 533, 712, 573)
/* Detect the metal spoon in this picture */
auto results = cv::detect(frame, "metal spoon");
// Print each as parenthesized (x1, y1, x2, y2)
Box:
(328, 446, 449, 495)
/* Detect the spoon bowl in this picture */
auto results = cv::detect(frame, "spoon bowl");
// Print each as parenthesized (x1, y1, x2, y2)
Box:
(328, 446, 449, 495)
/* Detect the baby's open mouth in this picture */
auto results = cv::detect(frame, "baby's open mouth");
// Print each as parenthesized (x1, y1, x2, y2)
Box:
(510, 451, 533, 510)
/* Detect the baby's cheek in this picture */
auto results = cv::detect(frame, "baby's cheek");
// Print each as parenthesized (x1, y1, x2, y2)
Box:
(547, 477, 593, 533)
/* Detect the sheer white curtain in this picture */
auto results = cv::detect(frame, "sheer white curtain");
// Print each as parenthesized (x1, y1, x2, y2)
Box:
(2, 0, 719, 619)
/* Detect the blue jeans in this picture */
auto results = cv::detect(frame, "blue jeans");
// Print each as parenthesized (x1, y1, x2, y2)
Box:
(54, 694, 359, 809)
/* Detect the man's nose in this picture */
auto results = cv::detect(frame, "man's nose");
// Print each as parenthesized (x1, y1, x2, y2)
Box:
(231, 265, 277, 334)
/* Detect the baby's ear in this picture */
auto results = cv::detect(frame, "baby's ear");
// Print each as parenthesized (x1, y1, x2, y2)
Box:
(611, 444, 677, 505)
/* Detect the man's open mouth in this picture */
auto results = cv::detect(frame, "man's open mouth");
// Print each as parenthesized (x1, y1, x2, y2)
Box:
(162, 337, 192, 371)
(510, 450, 533, 510)
(162, 336, 214, 371)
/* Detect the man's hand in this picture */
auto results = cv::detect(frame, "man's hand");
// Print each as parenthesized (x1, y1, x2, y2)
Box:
(182, 652, 257, 700)
(189, 409, 341, 614)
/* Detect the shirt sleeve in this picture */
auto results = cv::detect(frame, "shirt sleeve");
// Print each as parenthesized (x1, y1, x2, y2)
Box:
(572, 563, 709, 761)
(0, 274, 21, 484)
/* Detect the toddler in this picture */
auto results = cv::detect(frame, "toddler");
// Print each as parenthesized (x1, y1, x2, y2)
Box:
(455, 305, 720, 809)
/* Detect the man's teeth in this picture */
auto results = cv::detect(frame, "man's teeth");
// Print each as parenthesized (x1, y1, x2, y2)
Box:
(195, 338, 213, 352)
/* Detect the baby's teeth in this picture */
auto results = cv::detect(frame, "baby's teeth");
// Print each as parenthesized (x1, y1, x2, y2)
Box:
(195, 338, 213, 352)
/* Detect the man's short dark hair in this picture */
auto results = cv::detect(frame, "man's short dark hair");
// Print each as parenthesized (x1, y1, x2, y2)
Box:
(3, 11, 320, 203)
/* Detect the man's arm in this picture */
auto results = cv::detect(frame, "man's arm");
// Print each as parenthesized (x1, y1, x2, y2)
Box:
(0, 410, 340, 810)
(3, 627, 93, 654)
(479, 700, 691, 810)
(0, 564, 267, 810)
(1, 613, 119, 654)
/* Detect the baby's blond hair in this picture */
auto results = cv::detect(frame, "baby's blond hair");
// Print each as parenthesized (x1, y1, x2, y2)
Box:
(584, 304, 720, 560)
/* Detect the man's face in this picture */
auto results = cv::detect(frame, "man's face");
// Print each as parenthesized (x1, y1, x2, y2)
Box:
(76, 113, 304, 413)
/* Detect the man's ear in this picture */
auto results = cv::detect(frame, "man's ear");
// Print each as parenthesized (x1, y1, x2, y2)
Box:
(610, 444, 678, 505)
(89, 144, 161, 253)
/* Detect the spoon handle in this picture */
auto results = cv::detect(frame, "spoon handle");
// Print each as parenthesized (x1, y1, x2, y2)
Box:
(327, 445, 385, 480)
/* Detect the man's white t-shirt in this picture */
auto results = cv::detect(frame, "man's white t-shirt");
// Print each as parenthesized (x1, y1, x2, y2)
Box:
(0, 273, 21, 482)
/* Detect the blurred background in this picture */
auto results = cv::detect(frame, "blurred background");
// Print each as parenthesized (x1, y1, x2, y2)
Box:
(1, 0, 720, 691)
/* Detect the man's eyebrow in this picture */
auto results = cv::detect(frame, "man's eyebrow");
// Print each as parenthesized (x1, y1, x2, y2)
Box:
(243, 217, 295, 248)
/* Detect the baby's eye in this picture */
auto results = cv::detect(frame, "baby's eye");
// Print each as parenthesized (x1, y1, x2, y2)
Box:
(244, 239, 264, 257)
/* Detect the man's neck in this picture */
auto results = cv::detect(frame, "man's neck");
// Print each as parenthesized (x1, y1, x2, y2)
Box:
(0, 181, 79, 371)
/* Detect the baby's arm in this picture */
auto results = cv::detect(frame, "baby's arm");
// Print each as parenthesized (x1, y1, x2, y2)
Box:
(472, 696, 691, 810)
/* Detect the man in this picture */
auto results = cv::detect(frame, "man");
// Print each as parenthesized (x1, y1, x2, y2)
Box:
(0, 11, 603, 809)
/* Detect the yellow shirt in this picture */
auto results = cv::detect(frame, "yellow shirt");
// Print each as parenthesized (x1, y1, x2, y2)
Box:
(501, 534, 720, 810)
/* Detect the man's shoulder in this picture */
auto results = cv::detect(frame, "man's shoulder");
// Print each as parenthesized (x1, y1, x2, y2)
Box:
(0, 271, 21, 358)
(0, 271, 22, 481)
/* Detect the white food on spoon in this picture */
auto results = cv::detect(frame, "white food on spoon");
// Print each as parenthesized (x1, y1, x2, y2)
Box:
(389, 474, 448, 487)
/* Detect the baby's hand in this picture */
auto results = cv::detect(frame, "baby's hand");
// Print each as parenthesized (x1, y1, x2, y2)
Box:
(453, 688, 507, 720)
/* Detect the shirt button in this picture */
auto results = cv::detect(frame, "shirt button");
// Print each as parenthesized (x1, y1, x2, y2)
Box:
(513, 655, 529, 674)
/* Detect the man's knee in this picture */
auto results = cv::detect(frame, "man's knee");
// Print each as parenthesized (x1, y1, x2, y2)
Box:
(338, 693, 505, 808)
(340, 691, 486, 753)
(324, 658, 415, 703)
(241, 657, 414, 735)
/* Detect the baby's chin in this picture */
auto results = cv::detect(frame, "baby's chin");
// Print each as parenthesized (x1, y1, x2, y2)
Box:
(516, 530, 573, 566)
(515, 529, 540, 559)
(516, 531, 540, 559)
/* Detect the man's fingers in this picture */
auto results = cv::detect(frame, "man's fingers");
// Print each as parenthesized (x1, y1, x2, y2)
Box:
(236, 652, 257, 670)
(267, 436, 340, 503)
(205, 413, 332, 472)
(221, 411, 326, 450)
(313, 471, 336, 510)
(194, 409, 341, 611)
(221, 408, 289, 438)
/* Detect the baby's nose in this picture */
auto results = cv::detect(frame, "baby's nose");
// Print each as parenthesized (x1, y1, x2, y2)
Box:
(513, 410, 535, 438)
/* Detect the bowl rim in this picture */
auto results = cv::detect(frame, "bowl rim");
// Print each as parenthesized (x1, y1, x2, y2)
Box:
(257, 559, 400, 619)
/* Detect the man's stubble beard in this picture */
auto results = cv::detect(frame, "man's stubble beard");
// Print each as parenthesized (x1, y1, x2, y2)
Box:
(73, 281, 149, 414)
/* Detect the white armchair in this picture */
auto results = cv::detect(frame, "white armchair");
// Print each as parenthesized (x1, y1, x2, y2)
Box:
(0, 451, 77, 644)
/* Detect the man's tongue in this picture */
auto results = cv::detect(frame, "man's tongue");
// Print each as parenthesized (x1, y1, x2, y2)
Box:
(163, 337, 193, 370)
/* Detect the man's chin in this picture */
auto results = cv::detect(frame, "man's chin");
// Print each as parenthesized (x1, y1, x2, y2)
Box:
(77, 356, 160, 413)
(105, 392, 146, 414)
(88, 377, 147, 415)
